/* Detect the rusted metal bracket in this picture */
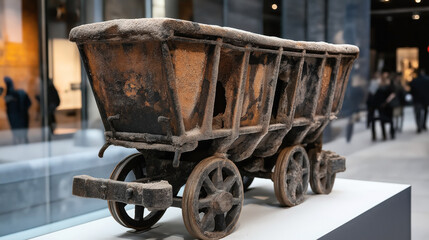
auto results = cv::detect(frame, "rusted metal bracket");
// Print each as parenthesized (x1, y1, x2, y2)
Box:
(157, 116, 183, 168)
(72, 175, 173, 211)
(98, 142, 111, 158)
(158, 116, 172, 140)
(172, 149, 181, 168)
(107, 114, 120, 138)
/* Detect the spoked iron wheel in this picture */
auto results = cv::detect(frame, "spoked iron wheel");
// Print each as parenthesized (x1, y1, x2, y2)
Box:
(273, 145, 310, 207)
(107, 153, 165, 230)
(309, 150, 336, 194)
(182, 157, 244, 240)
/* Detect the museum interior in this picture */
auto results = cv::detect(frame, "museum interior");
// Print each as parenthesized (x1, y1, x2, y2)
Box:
(0, 0, 427, 239)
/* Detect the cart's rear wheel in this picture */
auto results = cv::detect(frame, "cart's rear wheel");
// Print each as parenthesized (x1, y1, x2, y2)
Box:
(242, 176, 254, 192)
(107, 153, 165, 230)
(273, 145, 310, 207)
(309, 149, 336, 194)
(182, 157, 244, 240)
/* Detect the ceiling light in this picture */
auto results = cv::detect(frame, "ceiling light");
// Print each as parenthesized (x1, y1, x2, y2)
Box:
(272, 4, 278, 10)
(412, 13, 420, 20)
(380, 0, 390, 2)
(415, 0, 421, 3)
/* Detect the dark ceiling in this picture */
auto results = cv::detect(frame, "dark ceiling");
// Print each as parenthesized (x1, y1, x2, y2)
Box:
(371, 0, 429, 71)
(372, 0, 429, 10)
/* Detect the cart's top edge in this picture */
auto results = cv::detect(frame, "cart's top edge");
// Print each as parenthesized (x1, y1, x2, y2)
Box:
(69, 18, 359, 54)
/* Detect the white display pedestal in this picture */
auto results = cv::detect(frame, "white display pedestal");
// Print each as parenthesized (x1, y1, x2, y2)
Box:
(32, 178, 411, 240)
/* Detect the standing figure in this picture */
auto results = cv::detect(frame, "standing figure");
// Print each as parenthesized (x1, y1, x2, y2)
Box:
(3, 76, 32, 144)
(35, 79, 60, 134)
(409, 69, 429, 133)
(47, 80, 60, 134)
(391, 73, 406, 132)
(372, 72, 396, 140)
(367, 72, 380, 131)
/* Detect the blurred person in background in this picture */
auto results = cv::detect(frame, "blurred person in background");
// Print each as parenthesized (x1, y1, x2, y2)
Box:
(36, 79, 60, 134)
(372, 71, 396, 140)
(3, 76, 32, 144)
(409, 69, 429, 133)
(47, 80, 60, 134)
(367, 72, 381, 133)
(391, 72, 406, 132)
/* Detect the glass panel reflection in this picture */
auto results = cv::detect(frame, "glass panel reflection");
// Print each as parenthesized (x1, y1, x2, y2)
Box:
(0, 0, 41, 146)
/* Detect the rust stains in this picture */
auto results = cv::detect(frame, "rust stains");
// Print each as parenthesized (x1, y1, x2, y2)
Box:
(171, 42, 206, 120)
(316, 60, 333, 115)
(81, 41, 182, 135)
(123, 74, 143, 100)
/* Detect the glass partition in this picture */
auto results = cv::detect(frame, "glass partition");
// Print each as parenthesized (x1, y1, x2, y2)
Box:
(0, 0, 146, 238)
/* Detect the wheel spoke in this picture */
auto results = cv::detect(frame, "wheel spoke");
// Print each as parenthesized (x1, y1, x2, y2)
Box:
(289, 189, 296, 200)
(288, 160, 296, 172)
(294, 152, 303, 166)
(200, 209, 215, 231)
(203, 177, 217, 194)
(320, 176, 327, 187)
(134, 205, 144, 221)
(222, 176, 237, 192)
(319, 159, 327, 170)
(214, 214, 226, 231)
(288, 180, 298, 200)
(297, 182, 303, 195)
(232, 197, 241, 206)
(296, 164, 302, 173)
(212, 164, 223, 189)
(317, 171, 327, 179)
(302, 167, 309, 175)
(226, 205, 240, 225)
(198, 197, 212, 209)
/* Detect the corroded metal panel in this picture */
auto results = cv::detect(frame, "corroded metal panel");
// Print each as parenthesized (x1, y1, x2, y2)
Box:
(81, 41, 183, 136)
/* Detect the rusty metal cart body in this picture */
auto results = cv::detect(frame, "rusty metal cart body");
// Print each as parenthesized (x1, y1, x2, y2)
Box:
(70, 18, 359, 239)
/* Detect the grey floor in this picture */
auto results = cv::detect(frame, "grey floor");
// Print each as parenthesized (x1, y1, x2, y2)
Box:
(325, 107, 429, 240)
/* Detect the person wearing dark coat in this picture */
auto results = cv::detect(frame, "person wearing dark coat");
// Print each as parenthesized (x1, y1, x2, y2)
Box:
(47, 80, 60, 134)
(371, 72, 396, 140)
(391, 73, 406, 132)
(366, 72, 380, 130)
(409, 69, 429, 133)
(3, 76, 32, 144)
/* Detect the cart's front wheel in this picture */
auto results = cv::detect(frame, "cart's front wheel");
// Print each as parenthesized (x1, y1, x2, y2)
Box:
(107, 153, 165, 230)
(309, 150, 336, 194)
(273, 145, 310, 207)
(182, 157, 244, 240)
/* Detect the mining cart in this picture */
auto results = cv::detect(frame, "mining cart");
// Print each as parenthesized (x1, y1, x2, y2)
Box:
(70, 18, 359, 239)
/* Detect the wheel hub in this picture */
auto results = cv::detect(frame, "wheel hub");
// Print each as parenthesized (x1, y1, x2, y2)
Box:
(212, 191, 233, 213)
